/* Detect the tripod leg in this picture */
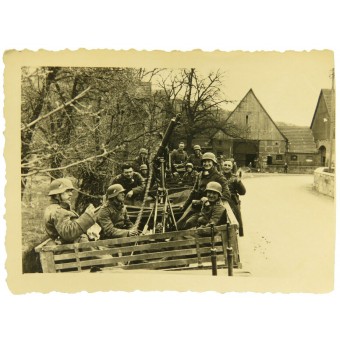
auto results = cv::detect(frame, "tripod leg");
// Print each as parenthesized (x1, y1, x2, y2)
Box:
(153, 198, 158, 234)
(167, 196, 178, 231)
(161, 197, 168, 233)
(142, 205, 155, 235)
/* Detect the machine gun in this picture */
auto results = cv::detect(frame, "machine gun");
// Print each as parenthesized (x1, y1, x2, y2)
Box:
(132, 113, 181, 234)
(152, 113, 181, 168)
(151, 113, 182, 232)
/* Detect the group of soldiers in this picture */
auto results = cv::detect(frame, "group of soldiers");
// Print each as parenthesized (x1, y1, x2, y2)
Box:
(43, 142, 246, 249)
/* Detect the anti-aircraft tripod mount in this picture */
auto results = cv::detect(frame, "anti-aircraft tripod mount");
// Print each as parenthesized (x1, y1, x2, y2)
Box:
(152, 157, 178, 233)
(151, 113, 182, 233)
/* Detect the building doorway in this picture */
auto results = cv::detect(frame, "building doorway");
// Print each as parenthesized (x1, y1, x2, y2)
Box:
(246, 154, 257, 168)
(267, 155, 273, 165)
(233, 141, 259, 167)
(318, 145, 326, 166)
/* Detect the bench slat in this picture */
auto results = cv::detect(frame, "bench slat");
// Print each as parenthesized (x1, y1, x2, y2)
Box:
(53, 236, 223, 261)
(124, 255, 228, 270)
(39, 225, 228, 252)
(54, 245, 225, 270)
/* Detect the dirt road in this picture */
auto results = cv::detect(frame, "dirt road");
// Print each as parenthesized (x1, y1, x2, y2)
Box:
(238, 173, 335, 288)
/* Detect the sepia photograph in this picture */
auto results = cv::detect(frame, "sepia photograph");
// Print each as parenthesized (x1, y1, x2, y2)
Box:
(1, 2, 339, 340)
(4, 49, 336, 293)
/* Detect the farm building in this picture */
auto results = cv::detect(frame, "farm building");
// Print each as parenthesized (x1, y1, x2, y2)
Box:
(310, 88, 336, 168)
(210, 89, 322, 173)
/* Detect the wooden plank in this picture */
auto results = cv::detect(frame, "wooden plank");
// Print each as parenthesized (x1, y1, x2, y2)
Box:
(224, 203, 239, 230)
(124, 255, 227, 270)
(54, 245, 225, 270)
(39, 251, 56, 273)
(35, 238, 53, 253)
(40, 226, 228, 252)
(195, 234, 203, 267)
(228, 223, 240, 265)
(52, 236, 223, 261)
(220, 229, 229, 266)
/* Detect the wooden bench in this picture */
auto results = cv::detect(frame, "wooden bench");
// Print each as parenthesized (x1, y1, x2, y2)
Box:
(35, 204, 241, 274)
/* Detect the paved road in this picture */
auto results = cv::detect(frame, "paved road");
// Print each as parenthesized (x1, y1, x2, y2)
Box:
(238, 173, 335, 290)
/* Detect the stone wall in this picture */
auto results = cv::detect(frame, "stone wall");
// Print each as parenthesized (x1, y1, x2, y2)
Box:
(261, 165, 319, 174)
(313, 167, 335, 197)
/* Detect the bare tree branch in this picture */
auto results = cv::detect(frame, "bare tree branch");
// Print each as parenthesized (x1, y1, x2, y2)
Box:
(21, 86, 92, 131)
(21, 149, 114, 177)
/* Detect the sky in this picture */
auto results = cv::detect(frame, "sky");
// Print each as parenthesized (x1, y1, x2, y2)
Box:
(209, 50, 334, 127)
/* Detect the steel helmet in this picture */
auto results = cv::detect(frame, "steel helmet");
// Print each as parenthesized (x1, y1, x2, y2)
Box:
(139, 148, 148, 154)
(205, 181, 222, 196)
(193, 145, 201, 151)
(201, 152, 217, 164)
(186, 162, 194, 168)
(139, 164, 148, 170)
(48, 178, 74, 196)
(107, 184, 125, 199)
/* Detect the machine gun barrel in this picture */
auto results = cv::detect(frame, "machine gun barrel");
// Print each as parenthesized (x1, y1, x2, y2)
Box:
(153, 113, 181, 161)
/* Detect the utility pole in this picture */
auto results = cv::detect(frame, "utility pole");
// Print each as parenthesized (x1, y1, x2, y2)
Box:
(328, 68, 335, 172)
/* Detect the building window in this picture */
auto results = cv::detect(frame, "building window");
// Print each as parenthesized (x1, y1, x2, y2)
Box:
(246, 115, 249, 125)
(290, 155, 298, 161)
(276, 154, 283, 160)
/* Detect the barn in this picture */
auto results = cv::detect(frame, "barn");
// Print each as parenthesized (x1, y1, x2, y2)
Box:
(211, 89, 323, 173)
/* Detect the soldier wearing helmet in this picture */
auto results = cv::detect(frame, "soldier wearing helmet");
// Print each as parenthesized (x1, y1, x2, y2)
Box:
(96, 184, 139, 239)
(139, 163, 149, 180)
(180, 152, 230, 212)
(109, 163, 146, 204)
(187, 144, 203, 171)
(181, 181, 227, 233)
(43, 178, 97, 244)
(133, 148, 149, 172)
(181, 162, 198, 186)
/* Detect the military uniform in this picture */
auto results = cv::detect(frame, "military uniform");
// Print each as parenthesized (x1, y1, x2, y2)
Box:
(224, 172, 246, 236)
(133, 155, 148, 172)
(182, 170, 198, 186)
(183, 199, 226, 230)
(171, 149, 188, 165)
(44, 199, 95, 243)
(187, 153, 202, 170)
(97, 200, 134, 239)
(184, 168, 231, 206)
(109, 172, 145, 200)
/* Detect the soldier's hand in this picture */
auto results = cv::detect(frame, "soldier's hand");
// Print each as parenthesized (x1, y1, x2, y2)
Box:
(85, 204, 96, 218)
(128, 228, 139, 237)
(200, 197, 209, 205)
(126, 190, 134, 198)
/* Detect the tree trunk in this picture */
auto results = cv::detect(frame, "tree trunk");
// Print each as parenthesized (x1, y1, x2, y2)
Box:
(21, 67, 60, 198)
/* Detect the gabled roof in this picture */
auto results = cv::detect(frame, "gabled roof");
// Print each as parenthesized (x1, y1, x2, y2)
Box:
(276, 124, 317, 153)
(226, 89, 288, 141)
(310, 89, 334, 129)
